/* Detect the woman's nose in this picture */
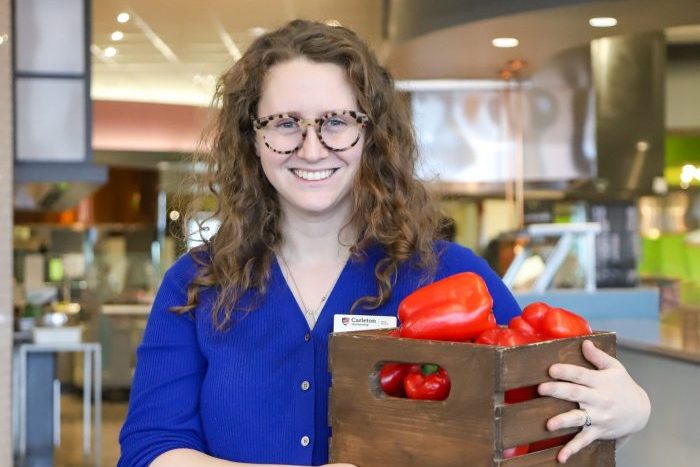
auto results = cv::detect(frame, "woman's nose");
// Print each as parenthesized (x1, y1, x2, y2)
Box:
(296, 128, 330, 162)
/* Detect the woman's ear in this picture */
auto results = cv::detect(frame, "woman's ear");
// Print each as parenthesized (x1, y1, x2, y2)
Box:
(252, 131, 261, 157)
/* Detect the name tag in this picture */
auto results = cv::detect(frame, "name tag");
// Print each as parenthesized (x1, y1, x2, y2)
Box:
(333, 314, 398, 333)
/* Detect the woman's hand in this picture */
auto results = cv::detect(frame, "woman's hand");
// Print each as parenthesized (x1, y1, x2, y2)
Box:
(537, 340, 651, 463)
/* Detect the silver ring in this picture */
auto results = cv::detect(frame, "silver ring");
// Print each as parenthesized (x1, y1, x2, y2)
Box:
(581, 408, 592, 427)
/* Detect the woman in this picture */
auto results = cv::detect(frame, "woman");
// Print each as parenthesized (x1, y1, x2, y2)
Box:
(118, 20, 650, 467)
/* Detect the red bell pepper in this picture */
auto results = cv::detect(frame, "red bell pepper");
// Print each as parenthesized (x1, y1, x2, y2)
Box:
(504, 385, 539, 404)
(503, 444, 529, 458)
(521, 302, 551, 331)
(403, 364, 451, 401)
(541, 307, 592, 338)
(508, 316, 539, 339)
(475, 327, 533, 346)
(520, 302, 591, 339)
(379, 363, 409, 397)
(398, 272, 493, 322)
(474, 327, 500, 345)
(400, 301, 496, 341)
(486, 312, 497, 329)
(529, 434, 575, 452)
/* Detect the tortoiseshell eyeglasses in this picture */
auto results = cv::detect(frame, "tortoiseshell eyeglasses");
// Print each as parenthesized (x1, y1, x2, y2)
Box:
(251, 110, 370, 154)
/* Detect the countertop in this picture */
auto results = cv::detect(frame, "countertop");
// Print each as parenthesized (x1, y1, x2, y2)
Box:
(589, 307, 700, 364)
(101, 303, 152, 316)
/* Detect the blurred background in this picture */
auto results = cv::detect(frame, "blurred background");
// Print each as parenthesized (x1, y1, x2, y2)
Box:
(1, 0, 700, 465)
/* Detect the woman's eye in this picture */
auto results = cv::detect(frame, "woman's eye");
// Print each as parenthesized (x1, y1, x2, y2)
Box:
(325, 118, 348, 128)
(275, 119, 298, 130)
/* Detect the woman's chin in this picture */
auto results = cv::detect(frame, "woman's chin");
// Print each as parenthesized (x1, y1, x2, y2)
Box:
(283, 195, 352, 219)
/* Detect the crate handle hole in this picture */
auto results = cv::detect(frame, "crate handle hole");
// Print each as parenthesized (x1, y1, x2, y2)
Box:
(504, 385, 540, 404)
(528, 433, 576, 453)
(374, 361, 451, 401)
(503, 444, 530, 459)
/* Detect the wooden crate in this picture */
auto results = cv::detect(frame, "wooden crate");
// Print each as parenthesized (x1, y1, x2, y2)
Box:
(329, 330, 616, 467)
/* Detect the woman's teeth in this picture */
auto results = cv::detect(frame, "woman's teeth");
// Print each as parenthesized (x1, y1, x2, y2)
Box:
(292, 169, 335, 181)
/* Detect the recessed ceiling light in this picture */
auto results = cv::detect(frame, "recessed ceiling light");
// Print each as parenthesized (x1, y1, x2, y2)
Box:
(507, 59, 527, 71)
(249, 27, 267, 37)
(492, 37, 519, 48)
(111, 31, 124, 41)
(117, 12, 130, 23)
(589, 17, 617, 28)
(104, 47, 118, 58)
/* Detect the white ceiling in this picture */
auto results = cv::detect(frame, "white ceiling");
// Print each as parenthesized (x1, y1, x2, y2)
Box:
(386, 0, 700, 80)
(91, 0, 700, 106)
(91, 0, 384, 105)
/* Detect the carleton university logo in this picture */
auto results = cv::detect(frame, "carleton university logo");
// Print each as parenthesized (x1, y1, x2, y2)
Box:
(341, 317, 350, 326)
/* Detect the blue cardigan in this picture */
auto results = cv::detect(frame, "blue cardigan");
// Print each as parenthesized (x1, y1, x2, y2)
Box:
(118, 242, 521, 466)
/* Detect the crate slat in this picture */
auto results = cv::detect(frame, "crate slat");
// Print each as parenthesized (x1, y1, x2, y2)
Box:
(499, 333, 616, 391)
(497, 441, 615, 466)
(497, 397, 579, 447)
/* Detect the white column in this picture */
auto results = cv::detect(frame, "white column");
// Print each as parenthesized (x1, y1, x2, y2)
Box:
(0, 0, 15, 463)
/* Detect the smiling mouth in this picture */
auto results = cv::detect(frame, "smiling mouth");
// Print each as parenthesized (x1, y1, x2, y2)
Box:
(290, 168, 338, 181)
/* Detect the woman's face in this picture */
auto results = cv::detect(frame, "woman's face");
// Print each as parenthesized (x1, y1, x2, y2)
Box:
(255, 57, 364, 220)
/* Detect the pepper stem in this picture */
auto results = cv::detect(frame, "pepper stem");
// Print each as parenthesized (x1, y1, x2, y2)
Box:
(422, 363, 440, 375)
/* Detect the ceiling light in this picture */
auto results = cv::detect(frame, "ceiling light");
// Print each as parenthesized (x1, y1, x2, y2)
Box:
(589, 17, 617, 28)
(499, 69, 513, 80)
(507, 59, 527, 71)
(0, 34, 8, 45)
(117, 12, 130, 23)
(111, 31, 124, 41)
(492, 37, 519, 48)
(193, 73, 216, 86)
(104, 47, 118, 58)
(216, 24, 242, 61)
(249, 27, 267, 37)
(681, 164, 700, 182)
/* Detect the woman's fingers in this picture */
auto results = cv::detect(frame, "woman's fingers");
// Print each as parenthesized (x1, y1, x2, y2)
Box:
(537, 340, 650, 463)
(538, 381, 597, 405)
(557, 427, 599, 464)
(546, 408, 590, 431)
(548, 362, 599, 387)
(581, 340, 622, 371)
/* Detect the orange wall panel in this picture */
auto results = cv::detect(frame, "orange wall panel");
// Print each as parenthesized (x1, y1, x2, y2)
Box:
(92, 100, 209, 153)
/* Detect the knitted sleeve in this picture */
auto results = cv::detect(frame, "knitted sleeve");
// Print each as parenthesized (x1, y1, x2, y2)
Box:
(118, 255, 208, 466)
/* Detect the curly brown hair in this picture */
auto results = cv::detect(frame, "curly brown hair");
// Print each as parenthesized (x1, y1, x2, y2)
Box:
(173, 19, 440, 329)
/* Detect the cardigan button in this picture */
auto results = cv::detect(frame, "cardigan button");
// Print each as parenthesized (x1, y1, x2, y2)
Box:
(300, 435, 310, 447)
(301, 380, 310, 391)
(304, 332, 311, 342)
